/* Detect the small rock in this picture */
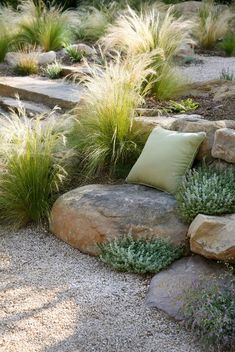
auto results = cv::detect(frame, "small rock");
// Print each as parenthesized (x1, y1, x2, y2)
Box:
(50, 184, 188, 256)
(213, 81, 235, 101)
(188, 213, 235, 263)
(212, 128, 235, 163)
(145, 255, 225, 320)
(37, 51, 56, 65)
(5, 51, 38, 67)
(75, 43, 96, 56)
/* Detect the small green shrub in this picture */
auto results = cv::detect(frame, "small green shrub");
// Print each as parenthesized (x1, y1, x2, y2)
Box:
(98, 236, 184, 274)
(183, 274, 235, 352)
(46, 61, 63, 79)
(14, 56, 38, 76)
(66, 46, 85, 63)
(166, 98, 199, 113)
(176, 166, 235, 223)
(0, 106, 72, 227)
(0, 28, 11, 62)
(219, 33, 235, 56)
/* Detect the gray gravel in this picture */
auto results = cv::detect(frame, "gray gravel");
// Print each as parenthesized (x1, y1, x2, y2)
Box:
(180, 54, 235, 82)
(1, 227, 202, 352)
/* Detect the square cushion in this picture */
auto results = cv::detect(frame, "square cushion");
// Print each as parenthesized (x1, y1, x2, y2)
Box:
(126, 126, 206, 194)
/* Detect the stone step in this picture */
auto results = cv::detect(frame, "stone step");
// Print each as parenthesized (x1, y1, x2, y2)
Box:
(0, 77, 82, 111)
(0, 96, 51, 117)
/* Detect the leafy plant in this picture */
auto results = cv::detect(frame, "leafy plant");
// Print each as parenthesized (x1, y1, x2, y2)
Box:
(45, 60, 63, 79)
(167, 98, 199, 113)
(0, 105, 72, 227)
(98, 236, 184, 274)
(219, 33, 235, 56)
(183, 274, 235, 352)
(196, 0, 234, 49)
(14, 55, 38, 75)
(176, 166, 235, 223)
(220, 68, 234, 80)
(66, 45, 86, 63)
(70, 55, 153, 178)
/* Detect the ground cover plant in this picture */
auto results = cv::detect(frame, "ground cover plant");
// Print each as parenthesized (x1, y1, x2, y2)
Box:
(176, 166, 235, 223)
(182, 272, 235, 352)
(0, 106, 72, 227)
(70, 54, 153, 178)
(98, 236, 184, 274)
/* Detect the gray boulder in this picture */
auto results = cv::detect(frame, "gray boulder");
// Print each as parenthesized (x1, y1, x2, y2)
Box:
(145, 255, 225, 320)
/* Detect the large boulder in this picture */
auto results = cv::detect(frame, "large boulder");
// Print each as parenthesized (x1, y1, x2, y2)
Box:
(188, 214, 235, 263)
(50, 184, 188, 256)
(169, 116, 235, 160)
(145, 255, 226, 320)
(212, 128, 235, 163)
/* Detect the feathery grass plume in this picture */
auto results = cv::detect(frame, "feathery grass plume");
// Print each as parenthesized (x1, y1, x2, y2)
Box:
(176, 166, 235, 223)
(101, 6, 193, 61)
(98, 236, 184, 274)
(14, 50, 39, 75)
(0, 104, 72, 228)
(16, 0, 78, 51)
(196, 0, 234, 49)
(70, 54, 153, 178)
(76, 6, 112, 42)
(151, 62, 186, 100)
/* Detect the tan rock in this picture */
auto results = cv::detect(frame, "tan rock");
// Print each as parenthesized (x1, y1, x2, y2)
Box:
(50, 184, 188, 256)
(169, 116, 235, 160)
(213, 81, 235, 101)
(212, 128, 235, 163)
(188, 214, 235, 263)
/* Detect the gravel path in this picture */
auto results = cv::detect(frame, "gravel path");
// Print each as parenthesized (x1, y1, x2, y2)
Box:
(1, 227, 202, 352)
(180, 55, 235, 82)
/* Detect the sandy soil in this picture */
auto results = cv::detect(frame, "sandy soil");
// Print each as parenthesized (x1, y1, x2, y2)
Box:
(0, 226, 202, 352)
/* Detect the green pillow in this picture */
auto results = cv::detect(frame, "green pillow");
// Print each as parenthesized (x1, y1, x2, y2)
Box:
(126, 127, 206, 194)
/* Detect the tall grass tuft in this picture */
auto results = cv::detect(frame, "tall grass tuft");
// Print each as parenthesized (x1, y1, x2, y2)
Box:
(16, 0, 77, 51)
(101, 6, 192, 99)
(0, 105, 72, 228)
(196, 0, 234, 49)
(102, 6, 193, 61)
(70, 54, 153, 178)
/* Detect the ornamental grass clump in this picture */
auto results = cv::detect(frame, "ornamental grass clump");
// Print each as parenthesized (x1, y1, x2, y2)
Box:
(15, 0, 77, 51)
(70, 54, 153, 178)
(196, 0, 234, 49)
(182, 274, 235, 352)
(0, 106, 72, 228)
(98, 236, 184, 274)
(101, 6, 193, 99)
(176, 166, 235, 223)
